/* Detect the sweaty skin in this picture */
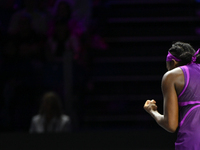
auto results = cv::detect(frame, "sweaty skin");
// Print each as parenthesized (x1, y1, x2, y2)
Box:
(144, 59, 184, 133)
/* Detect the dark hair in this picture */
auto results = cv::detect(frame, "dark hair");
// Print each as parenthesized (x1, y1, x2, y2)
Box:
(39, 92, 62, 118)
(168, 41, 200, 65)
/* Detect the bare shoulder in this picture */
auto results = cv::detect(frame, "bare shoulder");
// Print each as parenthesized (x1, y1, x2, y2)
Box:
(162, 67, 183, 82)
(162, 67, 184, 94)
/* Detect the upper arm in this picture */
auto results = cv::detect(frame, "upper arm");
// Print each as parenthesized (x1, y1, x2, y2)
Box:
(161, 70, 180, 132)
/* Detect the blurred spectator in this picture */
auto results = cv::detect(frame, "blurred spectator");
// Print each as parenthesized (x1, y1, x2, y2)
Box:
(46, 0, 107, 93)
(3, 13, 45, 62)
(54, 0, 72, 23)
(47, 0, 73, 37)
(50, 0, 74, 14)
(72, 0, 91, 32)
(46, 20, 71, 62)
(52, 0, 91, 32)
(46, 0, 85, 63)
(8, 0, 48, 35)
(30, 91, 71, 133)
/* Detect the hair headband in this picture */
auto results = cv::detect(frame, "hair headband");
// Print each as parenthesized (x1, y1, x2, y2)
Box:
(191, 49, 200, 64)
(166, 52, 181, 62)
(166, 49, 200, 63)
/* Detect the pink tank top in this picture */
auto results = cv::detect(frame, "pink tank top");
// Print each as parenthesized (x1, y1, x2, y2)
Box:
(175, 63, 200, 150)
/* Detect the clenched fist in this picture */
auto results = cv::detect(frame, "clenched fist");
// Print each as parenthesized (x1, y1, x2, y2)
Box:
(144, 99, 158, 114)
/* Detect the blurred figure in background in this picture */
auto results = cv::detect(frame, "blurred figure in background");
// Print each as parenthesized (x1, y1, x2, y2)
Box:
(4, 15, 46, 65)
(30, 91, 71, 133)
(46, 0, 72, 62)
(8, 0, 48, 35)
(4, 13, 45, 62)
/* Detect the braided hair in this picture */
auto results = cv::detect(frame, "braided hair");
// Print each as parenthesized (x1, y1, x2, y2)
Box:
(169, 42, 200, 65)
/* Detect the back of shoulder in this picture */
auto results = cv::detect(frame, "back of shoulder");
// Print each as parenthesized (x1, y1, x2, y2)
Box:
(163, 67, 183, 82)
(162, 67, 185, 95)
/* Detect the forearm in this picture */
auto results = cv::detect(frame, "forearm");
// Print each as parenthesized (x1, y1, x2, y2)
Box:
(144, 99, 178, 133)
(150, 110, 176, 133)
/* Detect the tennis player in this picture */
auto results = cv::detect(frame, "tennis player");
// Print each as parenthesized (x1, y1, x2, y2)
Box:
(144, 41, 200, 150)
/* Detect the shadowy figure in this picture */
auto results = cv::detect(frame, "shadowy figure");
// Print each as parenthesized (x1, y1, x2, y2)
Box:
(4, 13, 45, 62)
(8, 0, 48, 35)
(30, 91, 71, 133)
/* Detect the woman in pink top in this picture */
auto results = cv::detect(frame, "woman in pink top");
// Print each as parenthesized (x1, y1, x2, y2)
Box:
(144, 41, 200, 150)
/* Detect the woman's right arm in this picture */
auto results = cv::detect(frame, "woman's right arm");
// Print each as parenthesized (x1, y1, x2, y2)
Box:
(144, 69, 180, 133)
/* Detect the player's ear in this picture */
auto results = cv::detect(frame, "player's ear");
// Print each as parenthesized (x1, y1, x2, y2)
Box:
(171, 59, 179, 68)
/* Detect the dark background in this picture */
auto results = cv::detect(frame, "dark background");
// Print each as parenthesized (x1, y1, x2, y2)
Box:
(0, 0, 200, 149)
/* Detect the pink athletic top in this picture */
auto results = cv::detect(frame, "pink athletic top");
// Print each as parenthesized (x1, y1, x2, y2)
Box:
(175, 63, 200, 150)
